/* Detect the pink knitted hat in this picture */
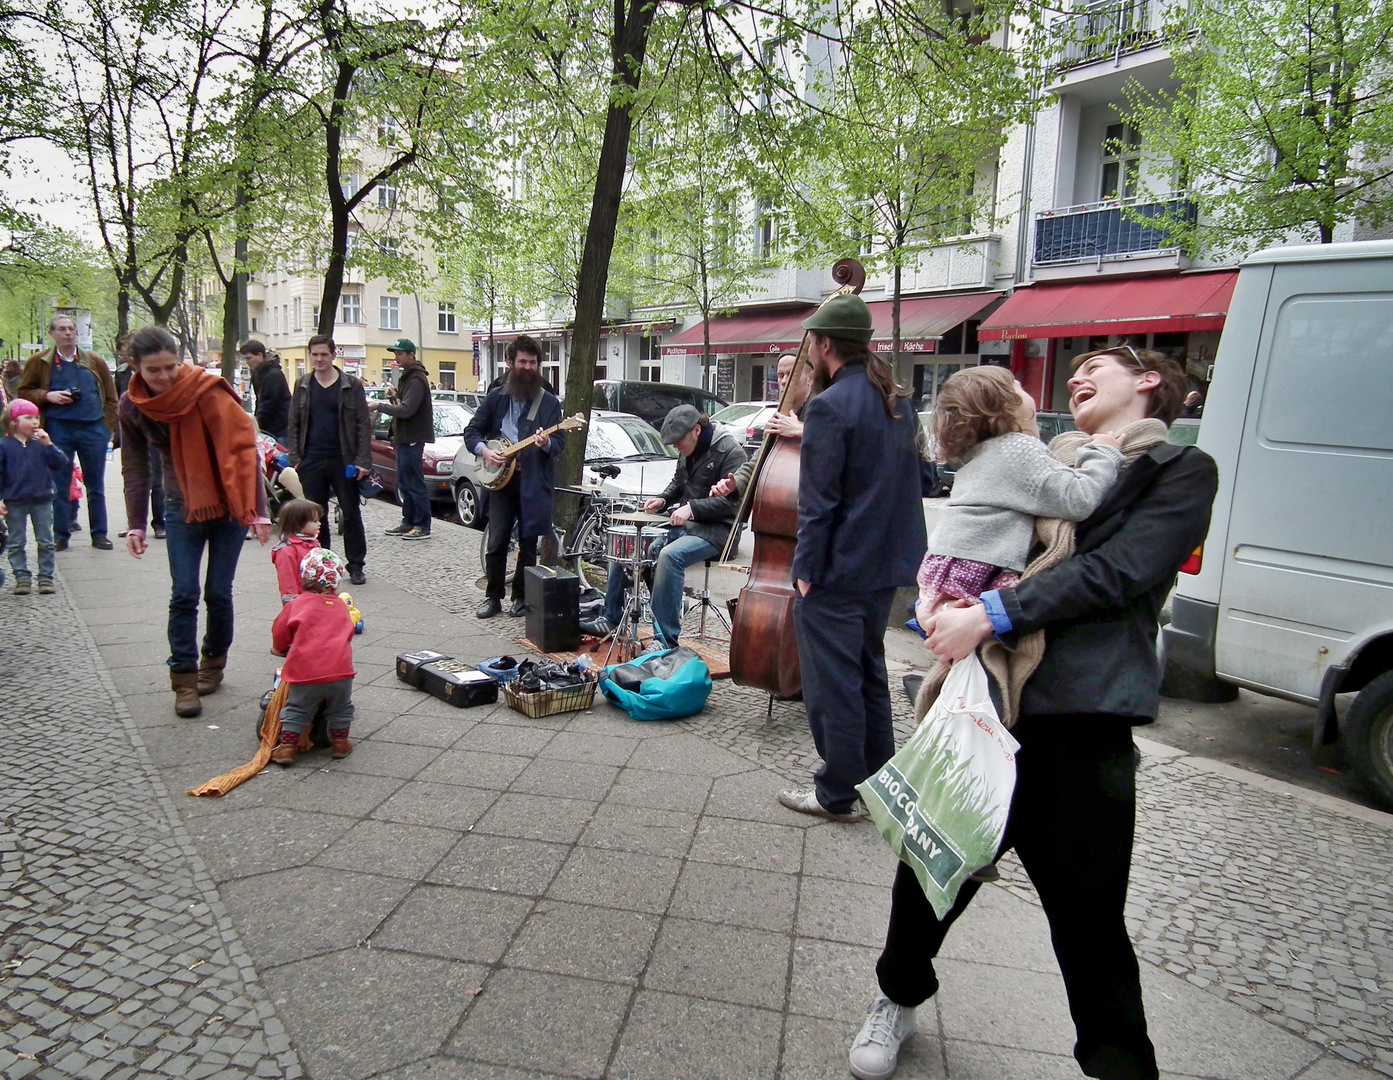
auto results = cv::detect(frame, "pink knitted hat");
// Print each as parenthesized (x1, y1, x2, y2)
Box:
(7, 399, 39, 419)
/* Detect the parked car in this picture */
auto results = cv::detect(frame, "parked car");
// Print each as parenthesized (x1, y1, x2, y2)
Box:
(1034, 409, 1199, 446)
(432, 389, 484, 410)
(450, 409, 678, 529)
(710, 400, 779, 452)
(1160, 237, 1393, 807)
(590, 380, 727, 431)
(369, 400, 474, 507)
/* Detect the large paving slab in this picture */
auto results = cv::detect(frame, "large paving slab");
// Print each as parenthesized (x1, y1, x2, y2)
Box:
(8, 460, 1389, 1079)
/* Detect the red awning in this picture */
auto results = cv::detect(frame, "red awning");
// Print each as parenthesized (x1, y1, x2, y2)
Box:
(661, 291, 1001, 357)
(661, 309, 810, 357)
(977, 271, 1238, 341)
(866, 292, 1001, 353)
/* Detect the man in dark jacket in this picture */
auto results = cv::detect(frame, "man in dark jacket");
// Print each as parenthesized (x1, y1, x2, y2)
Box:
(18, 314, 120, 551)
(853, 347, 1218, 1080)
(240, 339, 291, 441)
(780, 295, 927, 825)
(464, 334, 565, 618)
(600, 403, 745, 648)
(369, 338, 433, 540)
(287, 334, 372, 584)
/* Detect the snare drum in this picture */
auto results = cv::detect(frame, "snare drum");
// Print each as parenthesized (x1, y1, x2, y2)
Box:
(604, 525, 665, 564)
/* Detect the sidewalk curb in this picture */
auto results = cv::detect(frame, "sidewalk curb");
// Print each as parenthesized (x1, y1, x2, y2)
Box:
(1135, 734, 1393, 831)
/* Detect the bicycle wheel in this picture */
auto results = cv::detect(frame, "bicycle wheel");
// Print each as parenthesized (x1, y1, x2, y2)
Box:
(566, 512, 610, 590)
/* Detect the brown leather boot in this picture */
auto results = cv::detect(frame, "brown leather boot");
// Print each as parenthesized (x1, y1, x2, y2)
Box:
(171, 671, 203, 717)
(197, 653, 227, 695)
(271, 731, 299, 766)
(330, 736, 354, 760)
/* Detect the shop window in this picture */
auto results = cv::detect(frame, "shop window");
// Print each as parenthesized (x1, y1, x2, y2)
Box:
(438, 362, 455, 390)
(641, 364, 661, 382)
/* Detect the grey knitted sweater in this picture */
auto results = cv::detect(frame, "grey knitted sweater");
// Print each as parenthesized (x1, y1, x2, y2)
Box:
(926, 431, 1124, 571)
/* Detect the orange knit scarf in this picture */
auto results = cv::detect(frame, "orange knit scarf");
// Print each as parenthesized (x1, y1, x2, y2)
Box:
(128, 365, 260, 524)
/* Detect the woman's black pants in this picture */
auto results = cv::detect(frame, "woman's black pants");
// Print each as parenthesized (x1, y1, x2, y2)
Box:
(875, 713, 1159, 1080)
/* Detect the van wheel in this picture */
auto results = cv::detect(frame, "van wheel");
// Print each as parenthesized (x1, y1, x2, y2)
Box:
(1345, 670, 1393, 810)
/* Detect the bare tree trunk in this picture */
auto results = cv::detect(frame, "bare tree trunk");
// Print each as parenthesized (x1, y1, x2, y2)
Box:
(555, 0, 658, 532)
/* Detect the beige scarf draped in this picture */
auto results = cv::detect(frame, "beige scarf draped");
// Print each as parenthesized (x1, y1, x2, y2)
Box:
(914, 417, 1170, 728)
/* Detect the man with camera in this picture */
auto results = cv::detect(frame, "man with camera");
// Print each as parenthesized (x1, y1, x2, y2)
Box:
(18, 314, 120, 551)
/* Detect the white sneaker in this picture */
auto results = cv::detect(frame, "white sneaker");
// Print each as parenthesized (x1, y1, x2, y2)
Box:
(849, 995, 916, 1080)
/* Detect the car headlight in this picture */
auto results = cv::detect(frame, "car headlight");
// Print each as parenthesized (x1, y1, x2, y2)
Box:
(430, 459, 453, 475)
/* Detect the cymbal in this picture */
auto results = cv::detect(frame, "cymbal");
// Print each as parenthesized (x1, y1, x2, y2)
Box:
(610, 511, 669, 524)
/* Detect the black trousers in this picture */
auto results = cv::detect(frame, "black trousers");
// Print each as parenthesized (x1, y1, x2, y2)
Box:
(484, 477, 537, 602)
(792, 586, 897, 814)
(298, 455, 366, 573)
(876, 714, 1158, 1080)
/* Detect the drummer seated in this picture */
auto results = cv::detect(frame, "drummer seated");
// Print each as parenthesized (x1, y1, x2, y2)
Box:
(598, 405, 745, 647)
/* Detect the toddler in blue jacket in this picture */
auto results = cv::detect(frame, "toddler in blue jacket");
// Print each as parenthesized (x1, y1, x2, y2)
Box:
(1, 399, 69, 595)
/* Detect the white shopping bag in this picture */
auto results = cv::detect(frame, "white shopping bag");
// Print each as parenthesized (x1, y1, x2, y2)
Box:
(857, 654, 1019, 918)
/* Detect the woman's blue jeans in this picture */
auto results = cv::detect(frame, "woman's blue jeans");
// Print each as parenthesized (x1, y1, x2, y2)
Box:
(163, 512, 248, 671)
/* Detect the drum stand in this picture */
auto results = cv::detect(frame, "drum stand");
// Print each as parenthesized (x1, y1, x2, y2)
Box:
(601, 546, 654, 667)
(683, 560, 731, 643)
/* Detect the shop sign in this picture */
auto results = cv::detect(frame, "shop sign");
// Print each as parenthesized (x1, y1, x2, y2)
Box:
(873, 340, 936, 354)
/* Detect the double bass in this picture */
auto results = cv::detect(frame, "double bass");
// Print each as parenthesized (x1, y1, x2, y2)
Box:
(722, 258, 867, 699)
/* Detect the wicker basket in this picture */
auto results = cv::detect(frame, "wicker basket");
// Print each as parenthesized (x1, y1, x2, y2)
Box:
(502, 679, 597, 718)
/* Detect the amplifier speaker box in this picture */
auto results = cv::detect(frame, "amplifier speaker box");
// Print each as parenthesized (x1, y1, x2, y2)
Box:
(524, 566, 580, 652)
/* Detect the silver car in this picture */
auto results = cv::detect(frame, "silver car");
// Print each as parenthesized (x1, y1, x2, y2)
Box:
(449, 409, 678, 529)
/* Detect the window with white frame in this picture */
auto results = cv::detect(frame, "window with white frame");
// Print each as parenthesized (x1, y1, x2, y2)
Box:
(377, 115, 400, 146)
(312, 305, 321, 328)
(293, 298, 302, 332)
(755, 198, 777, 258)
(377, 181, 398, 209)
(641, 364, 661, 382)
(339, 173, 359, 199)
(379, 236, 399, 257)
(438, 302, 457, 333)
(1101, 124, 1142, 199)
(345, 233, 359, 260)
(438, 362, 456, 389)
(341, 293, 362, 324)
(380, 295, 400, 329)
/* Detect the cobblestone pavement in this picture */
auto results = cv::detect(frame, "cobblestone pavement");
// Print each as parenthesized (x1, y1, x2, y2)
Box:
(0, 577, 300, 1079)
(358, 500, 1393, 1076)
(17, 469, 1391, 1080)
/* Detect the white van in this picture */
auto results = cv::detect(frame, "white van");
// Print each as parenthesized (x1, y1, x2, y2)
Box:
(1160, 239, 1393, 808)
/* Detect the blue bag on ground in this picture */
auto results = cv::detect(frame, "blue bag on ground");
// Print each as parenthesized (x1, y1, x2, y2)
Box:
(601, 647, 711, 721)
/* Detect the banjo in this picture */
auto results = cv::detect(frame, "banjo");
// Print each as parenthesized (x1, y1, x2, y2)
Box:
(475, 413, 587, 491)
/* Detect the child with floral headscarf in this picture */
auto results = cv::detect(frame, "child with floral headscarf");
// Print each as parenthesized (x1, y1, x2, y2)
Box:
(269, 547, 356, 765)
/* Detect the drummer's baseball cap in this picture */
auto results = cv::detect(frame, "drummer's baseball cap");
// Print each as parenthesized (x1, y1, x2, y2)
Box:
(660, 404, 702, 446)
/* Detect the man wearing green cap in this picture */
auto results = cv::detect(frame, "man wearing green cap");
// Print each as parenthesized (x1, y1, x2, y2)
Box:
(368, 338, 433, 539)
(778, 293, 927, 824)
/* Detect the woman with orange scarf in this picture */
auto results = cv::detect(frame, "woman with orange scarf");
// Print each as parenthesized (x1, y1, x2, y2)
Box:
(119, 327, 271, 717)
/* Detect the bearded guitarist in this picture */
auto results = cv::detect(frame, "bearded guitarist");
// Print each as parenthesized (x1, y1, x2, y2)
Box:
(463, 334, 565, 619)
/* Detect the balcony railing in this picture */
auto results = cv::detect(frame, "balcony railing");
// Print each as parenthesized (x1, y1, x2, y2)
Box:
(1034, 195, 1196, 265)
(1056, 0, 1167, 70)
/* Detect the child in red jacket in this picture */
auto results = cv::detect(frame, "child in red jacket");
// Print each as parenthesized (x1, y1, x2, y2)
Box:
(271, 498, 323, 603)
(270, 547, 356, 765)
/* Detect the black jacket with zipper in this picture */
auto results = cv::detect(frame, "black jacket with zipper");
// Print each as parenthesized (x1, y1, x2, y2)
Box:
(287, 369, 372, 470)
(1000, 442, 1219, 721)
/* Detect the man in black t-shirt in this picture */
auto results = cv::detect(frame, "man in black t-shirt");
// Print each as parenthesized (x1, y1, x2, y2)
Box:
(286, 334, 372, 584)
